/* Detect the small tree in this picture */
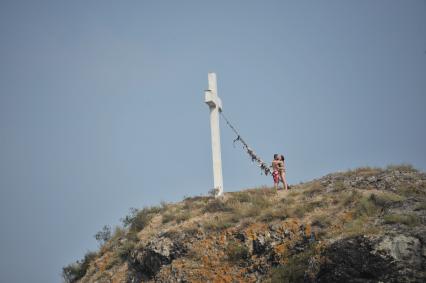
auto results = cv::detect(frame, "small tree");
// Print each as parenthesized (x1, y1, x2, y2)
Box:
(94, 225, 112, 246)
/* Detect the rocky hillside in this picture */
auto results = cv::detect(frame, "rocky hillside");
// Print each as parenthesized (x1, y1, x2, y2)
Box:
(63, 165, 426, 283)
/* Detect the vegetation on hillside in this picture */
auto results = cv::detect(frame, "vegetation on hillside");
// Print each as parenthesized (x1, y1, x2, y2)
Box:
(62, 165, 426, 283)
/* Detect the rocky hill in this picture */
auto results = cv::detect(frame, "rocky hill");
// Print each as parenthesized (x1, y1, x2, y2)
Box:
(63, 165, 426, 283)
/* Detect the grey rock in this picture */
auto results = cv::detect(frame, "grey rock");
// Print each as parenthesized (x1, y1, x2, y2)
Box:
(375, 235, 422, 269)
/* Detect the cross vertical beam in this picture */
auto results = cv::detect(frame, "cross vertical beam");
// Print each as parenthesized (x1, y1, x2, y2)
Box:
(204, 72, 224, 197)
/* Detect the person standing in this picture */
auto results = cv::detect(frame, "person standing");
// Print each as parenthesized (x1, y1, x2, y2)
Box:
(272, 154, 283, 191)
(279, 155, 288, 191)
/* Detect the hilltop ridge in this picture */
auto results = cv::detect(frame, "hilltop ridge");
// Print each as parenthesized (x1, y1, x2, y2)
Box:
(63, 165, 426, 283)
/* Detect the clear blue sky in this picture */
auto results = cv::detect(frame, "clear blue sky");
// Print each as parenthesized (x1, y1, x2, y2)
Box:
(0, 1, 425, 282)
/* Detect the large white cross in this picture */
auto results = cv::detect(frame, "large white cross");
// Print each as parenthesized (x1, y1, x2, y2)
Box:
(204, 72, 224, 197)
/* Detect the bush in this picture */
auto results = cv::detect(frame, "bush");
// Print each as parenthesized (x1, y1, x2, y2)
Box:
(226, 241, 249, 262)
(384, 213, 420, 227)
(270, 248, 315, 283)
(62, 251, 97, 283)
(121, 206, 162, 233)
(94, 225, 112, 246)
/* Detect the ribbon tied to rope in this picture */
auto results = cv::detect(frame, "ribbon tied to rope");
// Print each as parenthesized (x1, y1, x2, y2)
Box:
(220, 111, 272, 176)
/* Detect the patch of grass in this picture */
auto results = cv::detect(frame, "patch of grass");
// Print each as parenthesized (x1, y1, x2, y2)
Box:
(259, 206, 288, 222)
(343, 216, 381, 236)
(203, 199, 233, 213)
(226, 240, 249, 262)
(281, 196, 295, 206)
(383, 213, 420, 227)
(183, 196, 209, 210)
(345, 166, 382, 177)
(288, 206, 308, 218)
(370, 192, 405, 208)
(249, 193, 272, 208)
(334, 180, 346, 191)
(355, 195, 379, 217)
(175, 210, 191, 223)
(414, 201, 426, 211)
(203, 214, 237, 231)
(121, 206, 162, 233)
(288, 190, 301, 198)
(340, 191, 362, 207)
(399, 184, 426, 197)
(302, 182, 323, 197)
(231, 191, 252, 203)
(62, 251, 97, 283)
(162, 211, 176, 224)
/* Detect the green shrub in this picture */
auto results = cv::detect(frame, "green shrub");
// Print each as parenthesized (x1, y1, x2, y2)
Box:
(62, 251, 97, 283)
(94, 225, 112, 246)
(226, 241, 249, 262)
(384, 213, 420, 227)
(121, 206, 162, 233)
(270, 248, 315, 283)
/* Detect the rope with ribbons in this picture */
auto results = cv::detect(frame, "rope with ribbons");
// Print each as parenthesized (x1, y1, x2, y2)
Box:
(219, 111, 272, 176)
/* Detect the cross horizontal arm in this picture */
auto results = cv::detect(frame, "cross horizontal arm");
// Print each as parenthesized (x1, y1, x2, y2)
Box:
(205, 90, 222, 110)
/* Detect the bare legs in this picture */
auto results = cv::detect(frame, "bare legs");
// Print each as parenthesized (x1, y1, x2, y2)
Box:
(280, 172, 288, 191)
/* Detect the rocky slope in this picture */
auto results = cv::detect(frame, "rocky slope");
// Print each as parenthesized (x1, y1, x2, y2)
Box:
(63, 165, 426, 282)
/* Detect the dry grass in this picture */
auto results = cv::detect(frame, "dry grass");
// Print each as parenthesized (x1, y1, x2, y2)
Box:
(344, 166, 382, 177)
(342, 217, 380, 236)
(386, 164, 418, 172)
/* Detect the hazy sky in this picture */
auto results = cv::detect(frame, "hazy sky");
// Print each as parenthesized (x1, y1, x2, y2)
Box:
(0, 1, 425, 282)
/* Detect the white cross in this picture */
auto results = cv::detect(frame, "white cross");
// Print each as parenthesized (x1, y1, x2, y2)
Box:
(204, 73, 224, 197)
